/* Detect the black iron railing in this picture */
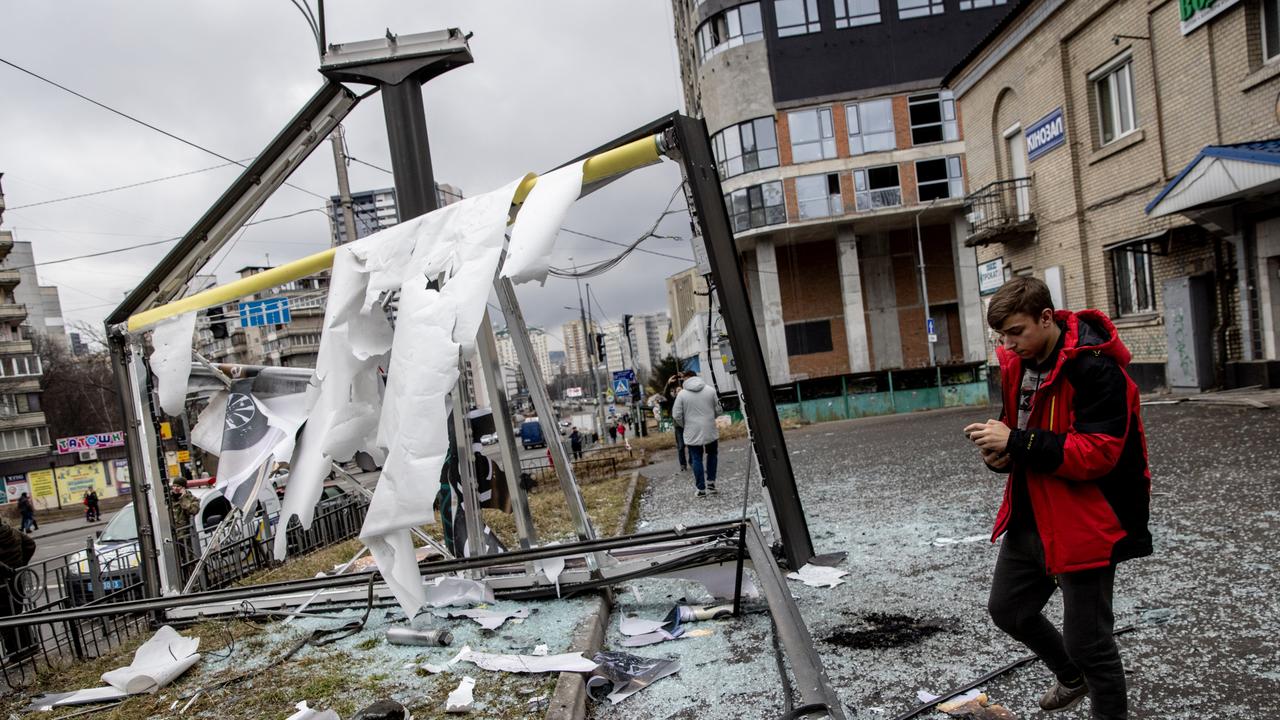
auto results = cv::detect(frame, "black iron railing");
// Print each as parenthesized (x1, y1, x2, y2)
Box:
(965, 177, 1035, 241)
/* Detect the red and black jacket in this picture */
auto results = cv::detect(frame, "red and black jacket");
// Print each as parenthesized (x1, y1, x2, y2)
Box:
(991, 309, 1153, 574)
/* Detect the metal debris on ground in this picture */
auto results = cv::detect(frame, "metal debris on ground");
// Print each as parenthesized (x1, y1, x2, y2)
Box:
(617, 603, 733, 647)
(587, 651, 681, 705)
(385, 627, 453, 647)
(351, 699, 411, 719)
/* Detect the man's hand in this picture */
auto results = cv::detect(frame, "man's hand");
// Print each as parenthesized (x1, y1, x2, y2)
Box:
(982, 447, 1011, 470)
(965, 419, 1012, 454)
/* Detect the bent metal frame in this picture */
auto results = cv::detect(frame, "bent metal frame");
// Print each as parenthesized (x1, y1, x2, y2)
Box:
(4, 29, 845, 716)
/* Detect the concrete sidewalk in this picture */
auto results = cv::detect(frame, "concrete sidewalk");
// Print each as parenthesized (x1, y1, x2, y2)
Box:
(27, 513, 109, 540)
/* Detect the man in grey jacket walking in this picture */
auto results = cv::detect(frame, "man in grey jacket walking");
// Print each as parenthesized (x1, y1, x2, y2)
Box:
(672, 375, 723, 496)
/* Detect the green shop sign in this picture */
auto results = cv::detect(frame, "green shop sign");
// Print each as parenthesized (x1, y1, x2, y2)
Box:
(1180, 0, 1240, 35)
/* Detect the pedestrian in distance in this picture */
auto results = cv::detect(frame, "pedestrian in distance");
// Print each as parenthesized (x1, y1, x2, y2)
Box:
(672, 374, 723, 497)
(569, 426, 583, 460)
(607, 423, 618, 444)
(83, 488, 101, 522)
(0, 519, 38, 663)
(16, 493, 36, 534)
(617, 420, 630, 451)
(170, 478, 200, 532)
(965, 277, 1151, 720)
(663, 372, 689, 471)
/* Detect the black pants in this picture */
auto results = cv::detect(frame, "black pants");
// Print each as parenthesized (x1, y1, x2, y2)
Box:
(988, 524, 1127, 719)
(0, 582, 36, 659)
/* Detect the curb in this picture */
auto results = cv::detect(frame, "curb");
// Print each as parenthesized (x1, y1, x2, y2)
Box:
(31, 521, 109, 542)
(545, 470, 643, 720)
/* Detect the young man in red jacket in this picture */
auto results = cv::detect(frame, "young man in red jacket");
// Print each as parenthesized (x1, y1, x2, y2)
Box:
(966, 277, 1151, 720)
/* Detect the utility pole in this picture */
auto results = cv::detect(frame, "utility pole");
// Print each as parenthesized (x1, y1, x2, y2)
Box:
(583, 280, 606, 441)
(329, 125, 359, 247)
(914, 199, 940, 368)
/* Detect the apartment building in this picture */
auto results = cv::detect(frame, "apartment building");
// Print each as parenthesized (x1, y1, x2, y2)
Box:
(671, 0, 1010, 417)
(327, 183, 465, 246)
(946, 0, 1280, 389)
(0, 176, 51, 465)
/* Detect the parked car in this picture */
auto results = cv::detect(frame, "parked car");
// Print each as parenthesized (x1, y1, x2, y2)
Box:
(479, 433, 499, 446)
(61, 485, 280, 605)
(520, 419, 546, 449)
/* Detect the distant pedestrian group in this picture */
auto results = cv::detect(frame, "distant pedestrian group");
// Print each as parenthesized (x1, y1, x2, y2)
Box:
(83, 489, 100, 522)
(16, 493, 37, 534)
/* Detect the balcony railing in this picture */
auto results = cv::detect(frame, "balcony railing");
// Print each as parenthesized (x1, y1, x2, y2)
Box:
(0, 269, 20, 286)
(964, 177, 1037, 246)
(855, 187, 903, 212)
(0, 303, 27, 321)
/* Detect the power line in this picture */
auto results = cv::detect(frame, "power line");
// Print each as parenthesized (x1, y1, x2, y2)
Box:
(4, 160, 248, 211)
(346, 155, 393, 175)
(0, 55, 330, 202)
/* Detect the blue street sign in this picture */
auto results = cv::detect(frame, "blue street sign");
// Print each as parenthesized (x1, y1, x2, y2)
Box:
(612, 369, 635, 397)
(1026, 107, 1066, 161)
(239, 297, 291, 327)
(926, 317, 935, 335)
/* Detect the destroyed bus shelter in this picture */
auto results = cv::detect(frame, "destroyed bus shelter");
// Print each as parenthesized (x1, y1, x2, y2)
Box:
(3, 33, 844, 717)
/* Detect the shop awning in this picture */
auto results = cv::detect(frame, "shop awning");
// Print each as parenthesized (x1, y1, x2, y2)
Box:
(1146, 139, 1280, 217)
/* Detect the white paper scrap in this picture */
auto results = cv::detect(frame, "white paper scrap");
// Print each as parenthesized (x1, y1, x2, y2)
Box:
(918, 688, 982, 705)
(786, 564, 849, 589)
(930, 534, 989, 547)
(619, 616, 666, 637)
(455, 649, 598, 674)
(501, 161, 585, 285)
(445, 677, 476, 713)
(286, 700, 341, 720)
(532, 644, 549, 657)
(425, 576, 495, 608)
(533, 553, 566, 598)
(150, 312, 197, 417)
(420, 663, 449, 674)
(101, 625, 200, 694)
(435, 607, 530, 631)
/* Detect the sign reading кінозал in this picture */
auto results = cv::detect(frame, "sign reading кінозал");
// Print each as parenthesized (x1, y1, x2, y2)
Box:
(56, 431, 126, 454)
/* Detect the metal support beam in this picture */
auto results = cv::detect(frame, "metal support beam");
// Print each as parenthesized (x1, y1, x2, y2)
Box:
(450, 379, 486, 563)
(670, 115, 815, 569)
(476, 309, 538, 548)
(495, 278, 597, 545)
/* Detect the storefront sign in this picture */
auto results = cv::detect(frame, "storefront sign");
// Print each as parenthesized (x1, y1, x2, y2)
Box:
(1180, 0, 1240, 34)
(27, 469, 57, 510)
(4, 475, 29, 505)
(978, 258, 1006, 296)
(56, 463, 109, 506)
(1026, 108, 1066, 161)
(56, 430, 125, 454)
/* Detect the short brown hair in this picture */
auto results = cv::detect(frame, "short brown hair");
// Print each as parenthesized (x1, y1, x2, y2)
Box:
(987, 276, 1054, 329)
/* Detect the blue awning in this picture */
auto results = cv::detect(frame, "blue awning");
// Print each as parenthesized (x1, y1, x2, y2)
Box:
(1146, 138, 1280, 217)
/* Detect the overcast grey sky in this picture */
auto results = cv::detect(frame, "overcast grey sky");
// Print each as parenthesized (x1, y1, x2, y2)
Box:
(0, 1, 694, 351)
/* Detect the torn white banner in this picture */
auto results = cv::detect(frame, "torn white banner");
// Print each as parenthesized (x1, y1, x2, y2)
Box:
(217, 378, 308, 508)
(190, 390, 227, 455)
(286, 700, 341, 720)
(500, 161, 585, 286)
(101, 625, 200, 694)
(930, 534, 989, 547)
(918, 688, 982, 705)
(435, 607, 530, 631)
(425, 576, 495, 608)
(149, 311, 197, 417)
(455, 648, 598, 674)
(786, 564, 849, 588)
(445, 676, 476, 714)
(533, 552, 565, 598)
(664, 565, 760, 601)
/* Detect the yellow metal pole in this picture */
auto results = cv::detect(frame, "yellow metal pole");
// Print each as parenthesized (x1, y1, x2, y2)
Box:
(126, 134, 663, 333)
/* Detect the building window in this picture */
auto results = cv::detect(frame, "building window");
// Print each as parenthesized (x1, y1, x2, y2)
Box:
(854, 165, 902, 211)
(796, 174, 844, 219)
(696, 3, 764, 63)
(711, 117, 780, 179)
(784, 320, 834, 355)
(916, 157, 964, 201)
(0, 427, 49, 452)
(1092, 56, 1137, 145)
(725, 181, 786, 232)
(908, 91, 959, 145)
(788, 107, 837, 162)
(1112, 244, 1155, 316)
(0, 354, 42, 378)
(1264, 0, 1280, 62)
(834, 0, 881, 27)
(776, 0, 821, 36)
(897, 0, 944, 19)
(958, 0, 1008, 9)
(846, 99, 896, 154)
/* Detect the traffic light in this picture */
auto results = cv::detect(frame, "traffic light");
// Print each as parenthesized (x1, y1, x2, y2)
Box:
(595, 333, 606, 362)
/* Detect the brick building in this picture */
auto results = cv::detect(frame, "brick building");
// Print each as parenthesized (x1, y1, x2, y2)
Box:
(671, 0, 1011, 416)
(946, 0, 1280, 389)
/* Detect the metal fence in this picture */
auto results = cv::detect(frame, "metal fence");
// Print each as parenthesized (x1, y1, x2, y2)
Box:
(519, 454, 621, 488)
(0, 496, 368, 688)
(965, 177, 1035, 240)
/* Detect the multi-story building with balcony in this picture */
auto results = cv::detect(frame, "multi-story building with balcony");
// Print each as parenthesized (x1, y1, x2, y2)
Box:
(0, 176, 52, 464)
(327, 183, 466, 246)
(671, 0, 1011, 417)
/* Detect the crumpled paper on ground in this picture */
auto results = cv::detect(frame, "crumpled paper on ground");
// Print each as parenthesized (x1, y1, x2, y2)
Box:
(587, 651, 681, 705)
(286, 700, 341, 720)
(445, 677, 476, 713)
(787, 563, 849, 588)
(424, 576, 495, 608)
(101, 625, 200, 694)
(499, 161, 584, 286)
(454, 648, 598, 674)
(435, 607, 530, 631)
(149, 311, 197, 416)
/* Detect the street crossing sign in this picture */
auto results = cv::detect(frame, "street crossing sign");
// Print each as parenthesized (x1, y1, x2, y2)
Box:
(612, 369, 636, 397)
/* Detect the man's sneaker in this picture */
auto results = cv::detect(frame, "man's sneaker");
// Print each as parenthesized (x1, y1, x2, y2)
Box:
(695, 489, 707, 498)
(707, 484, 718, 495)
(1040, 678, 1089, 712)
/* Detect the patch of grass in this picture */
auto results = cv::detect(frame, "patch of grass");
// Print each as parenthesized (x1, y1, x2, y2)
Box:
(484, 472, 637, 545)
(233, 537, 365, 587)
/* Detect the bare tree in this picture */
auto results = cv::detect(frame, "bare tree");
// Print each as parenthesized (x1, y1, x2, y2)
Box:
(32, 331, 123, 439)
